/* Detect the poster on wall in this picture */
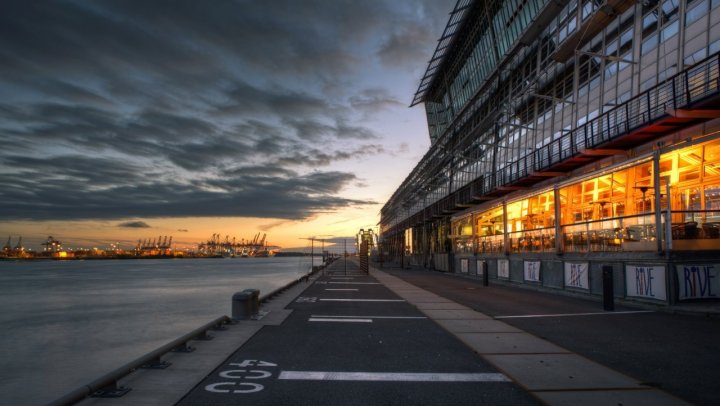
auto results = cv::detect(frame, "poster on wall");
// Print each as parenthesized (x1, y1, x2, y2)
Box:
(476, 260, 486, 277)
(625, 265, 667, 301)
(523, 261, 541, 282)
(677, 264, 719, 300)
(497, 259, 509, 279)
(564, 262, 589, 290)
(460, 258, 468, 274)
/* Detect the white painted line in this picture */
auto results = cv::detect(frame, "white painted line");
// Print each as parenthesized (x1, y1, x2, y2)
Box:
(328, 282, 380, 285)
(319, 299, 405, 302)
(278, 371, 510, 382)
(494, 310, 655, 319)
(309, 318, 372, 323)
(325, 289, 359, 291)
(312, 315, 427, 320)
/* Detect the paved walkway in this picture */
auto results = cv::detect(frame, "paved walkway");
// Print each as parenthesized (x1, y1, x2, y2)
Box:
(372, 266, 689, 405)
(177, 258, 536, 405)
(80, 257, 701, 405)
(383, 265, 720, 405)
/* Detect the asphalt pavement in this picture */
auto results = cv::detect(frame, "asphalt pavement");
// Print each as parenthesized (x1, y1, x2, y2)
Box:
(83, 257, 713, 405)
(177, 258, 537, 406)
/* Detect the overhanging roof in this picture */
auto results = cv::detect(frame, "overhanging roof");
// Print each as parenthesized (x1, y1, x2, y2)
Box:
(410, 0, 473, 107)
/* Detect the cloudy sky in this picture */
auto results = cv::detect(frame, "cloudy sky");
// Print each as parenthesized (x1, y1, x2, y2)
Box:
(0, 0, 455, 250)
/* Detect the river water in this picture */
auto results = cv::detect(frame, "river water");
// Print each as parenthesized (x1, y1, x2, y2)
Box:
(0, 257, 311, 405)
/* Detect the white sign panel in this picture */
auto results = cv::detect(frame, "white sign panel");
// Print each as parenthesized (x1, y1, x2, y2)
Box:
(625, 265, 666, 301)
(497, 259, 509, 279)
(460, 258, 468, 274)
(523, 261, 541, 282)
(677, 264, 720, 300)
(476, 260, 486, 277)
(564, 262, 589, 290)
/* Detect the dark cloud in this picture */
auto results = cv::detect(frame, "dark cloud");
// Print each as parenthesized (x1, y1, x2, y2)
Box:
(0, 156, 375, 221)
(118, 221, 151, 228)
(0, 0, 454, 222)
(350, 89, 404, 113)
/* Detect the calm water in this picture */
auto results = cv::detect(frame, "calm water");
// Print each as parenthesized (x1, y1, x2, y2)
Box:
(0, 257, 311, 405)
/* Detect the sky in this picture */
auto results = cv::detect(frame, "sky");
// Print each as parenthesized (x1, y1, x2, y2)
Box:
(0, 0, 456, 251)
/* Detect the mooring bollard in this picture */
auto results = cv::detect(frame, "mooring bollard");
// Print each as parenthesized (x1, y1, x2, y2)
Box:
(602, 265, 615, 311)
(243, 288, 260, 317)
(480, 261, 489, 286)
(231, 291, 252, 320)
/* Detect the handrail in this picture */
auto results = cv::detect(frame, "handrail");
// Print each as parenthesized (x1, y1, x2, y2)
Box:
(48, 315, 231, 406)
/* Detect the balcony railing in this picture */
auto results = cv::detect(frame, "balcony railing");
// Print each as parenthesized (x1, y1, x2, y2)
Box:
(384, 53, 720, 236)
(533, 53, 720, 173)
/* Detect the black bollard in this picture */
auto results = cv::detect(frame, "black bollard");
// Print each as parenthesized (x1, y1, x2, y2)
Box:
(243, 288, 260, 317)
(481, 261, 489, 286)
(231, 291, 252, 320)
(602, 265, 614, 311)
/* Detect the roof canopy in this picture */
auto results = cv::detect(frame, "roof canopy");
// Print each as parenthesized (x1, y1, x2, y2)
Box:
(410, 0, 473, 107)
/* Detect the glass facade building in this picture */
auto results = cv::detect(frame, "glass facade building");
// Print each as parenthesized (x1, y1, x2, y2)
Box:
(380, 0, 720, 306)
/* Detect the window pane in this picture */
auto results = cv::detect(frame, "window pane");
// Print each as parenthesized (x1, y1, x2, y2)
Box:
(660, 20, 679, 42)
(641, 33, 658, 55)
(686, 0, 708, 25)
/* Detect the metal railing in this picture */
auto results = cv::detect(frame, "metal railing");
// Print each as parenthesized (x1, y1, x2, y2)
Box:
(532, 52, 720, 173)
(383, 53, 720, 236)
(560, 213, 659, 253)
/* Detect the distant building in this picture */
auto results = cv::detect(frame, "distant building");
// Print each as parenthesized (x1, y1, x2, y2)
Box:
(381, 0, 720, 306)
(42, 236, 62, 253)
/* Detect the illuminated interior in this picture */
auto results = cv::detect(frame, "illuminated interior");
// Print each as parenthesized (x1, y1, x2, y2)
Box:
(451, 137, 720, 253)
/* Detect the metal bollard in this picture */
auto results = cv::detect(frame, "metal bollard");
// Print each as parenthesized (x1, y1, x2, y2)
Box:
(602, 265, 615, 311)
(231, 291, 252, 320)
(243, 288, 260, 317)
(480, 261, 489, 286)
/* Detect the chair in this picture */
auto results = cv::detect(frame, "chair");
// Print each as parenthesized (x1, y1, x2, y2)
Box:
(702, 223, 720, 239)
(684, 222, 699, 239)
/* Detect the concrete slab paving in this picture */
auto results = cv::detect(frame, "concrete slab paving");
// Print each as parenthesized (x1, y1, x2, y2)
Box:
(397, 294, 449, 303)
(483, 353, 642, 390)
(374, 267, 690, 404)
(421, 308, 492, 320)
(534, 389, 691, 406)
(414, 302, 471, 310)
(436, 318, 523, 333)
(457, 332, 571, 354)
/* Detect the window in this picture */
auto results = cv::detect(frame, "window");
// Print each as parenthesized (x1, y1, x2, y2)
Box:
(661, 0, 679, 20)
(642, 13, 658, 36)
(686, 0, 708, 26)
(641, 33, 659, 55)
(685, 48, 707, 67)
(660, 20, 679, 42)
(710, 39, 720, 55)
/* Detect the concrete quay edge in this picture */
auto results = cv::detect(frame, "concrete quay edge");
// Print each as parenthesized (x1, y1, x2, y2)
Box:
(77, 272, 321, 406)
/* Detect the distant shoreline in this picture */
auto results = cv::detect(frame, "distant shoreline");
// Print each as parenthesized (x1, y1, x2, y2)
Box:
(0, 252, 323, 261)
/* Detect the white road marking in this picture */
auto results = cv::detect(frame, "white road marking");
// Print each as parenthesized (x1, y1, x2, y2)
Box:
(278, 371, 510, 382)
(494, 310, 655, 319)
(319, 299, 405, 302)
(309, 318, 372, 323)
(328, 282, 380, 285)
(311, 315, 427, 320)
(325, 288, 359, 291)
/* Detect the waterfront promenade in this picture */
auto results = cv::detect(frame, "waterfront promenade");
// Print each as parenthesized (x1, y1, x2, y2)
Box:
(76, 257, 717, 405)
